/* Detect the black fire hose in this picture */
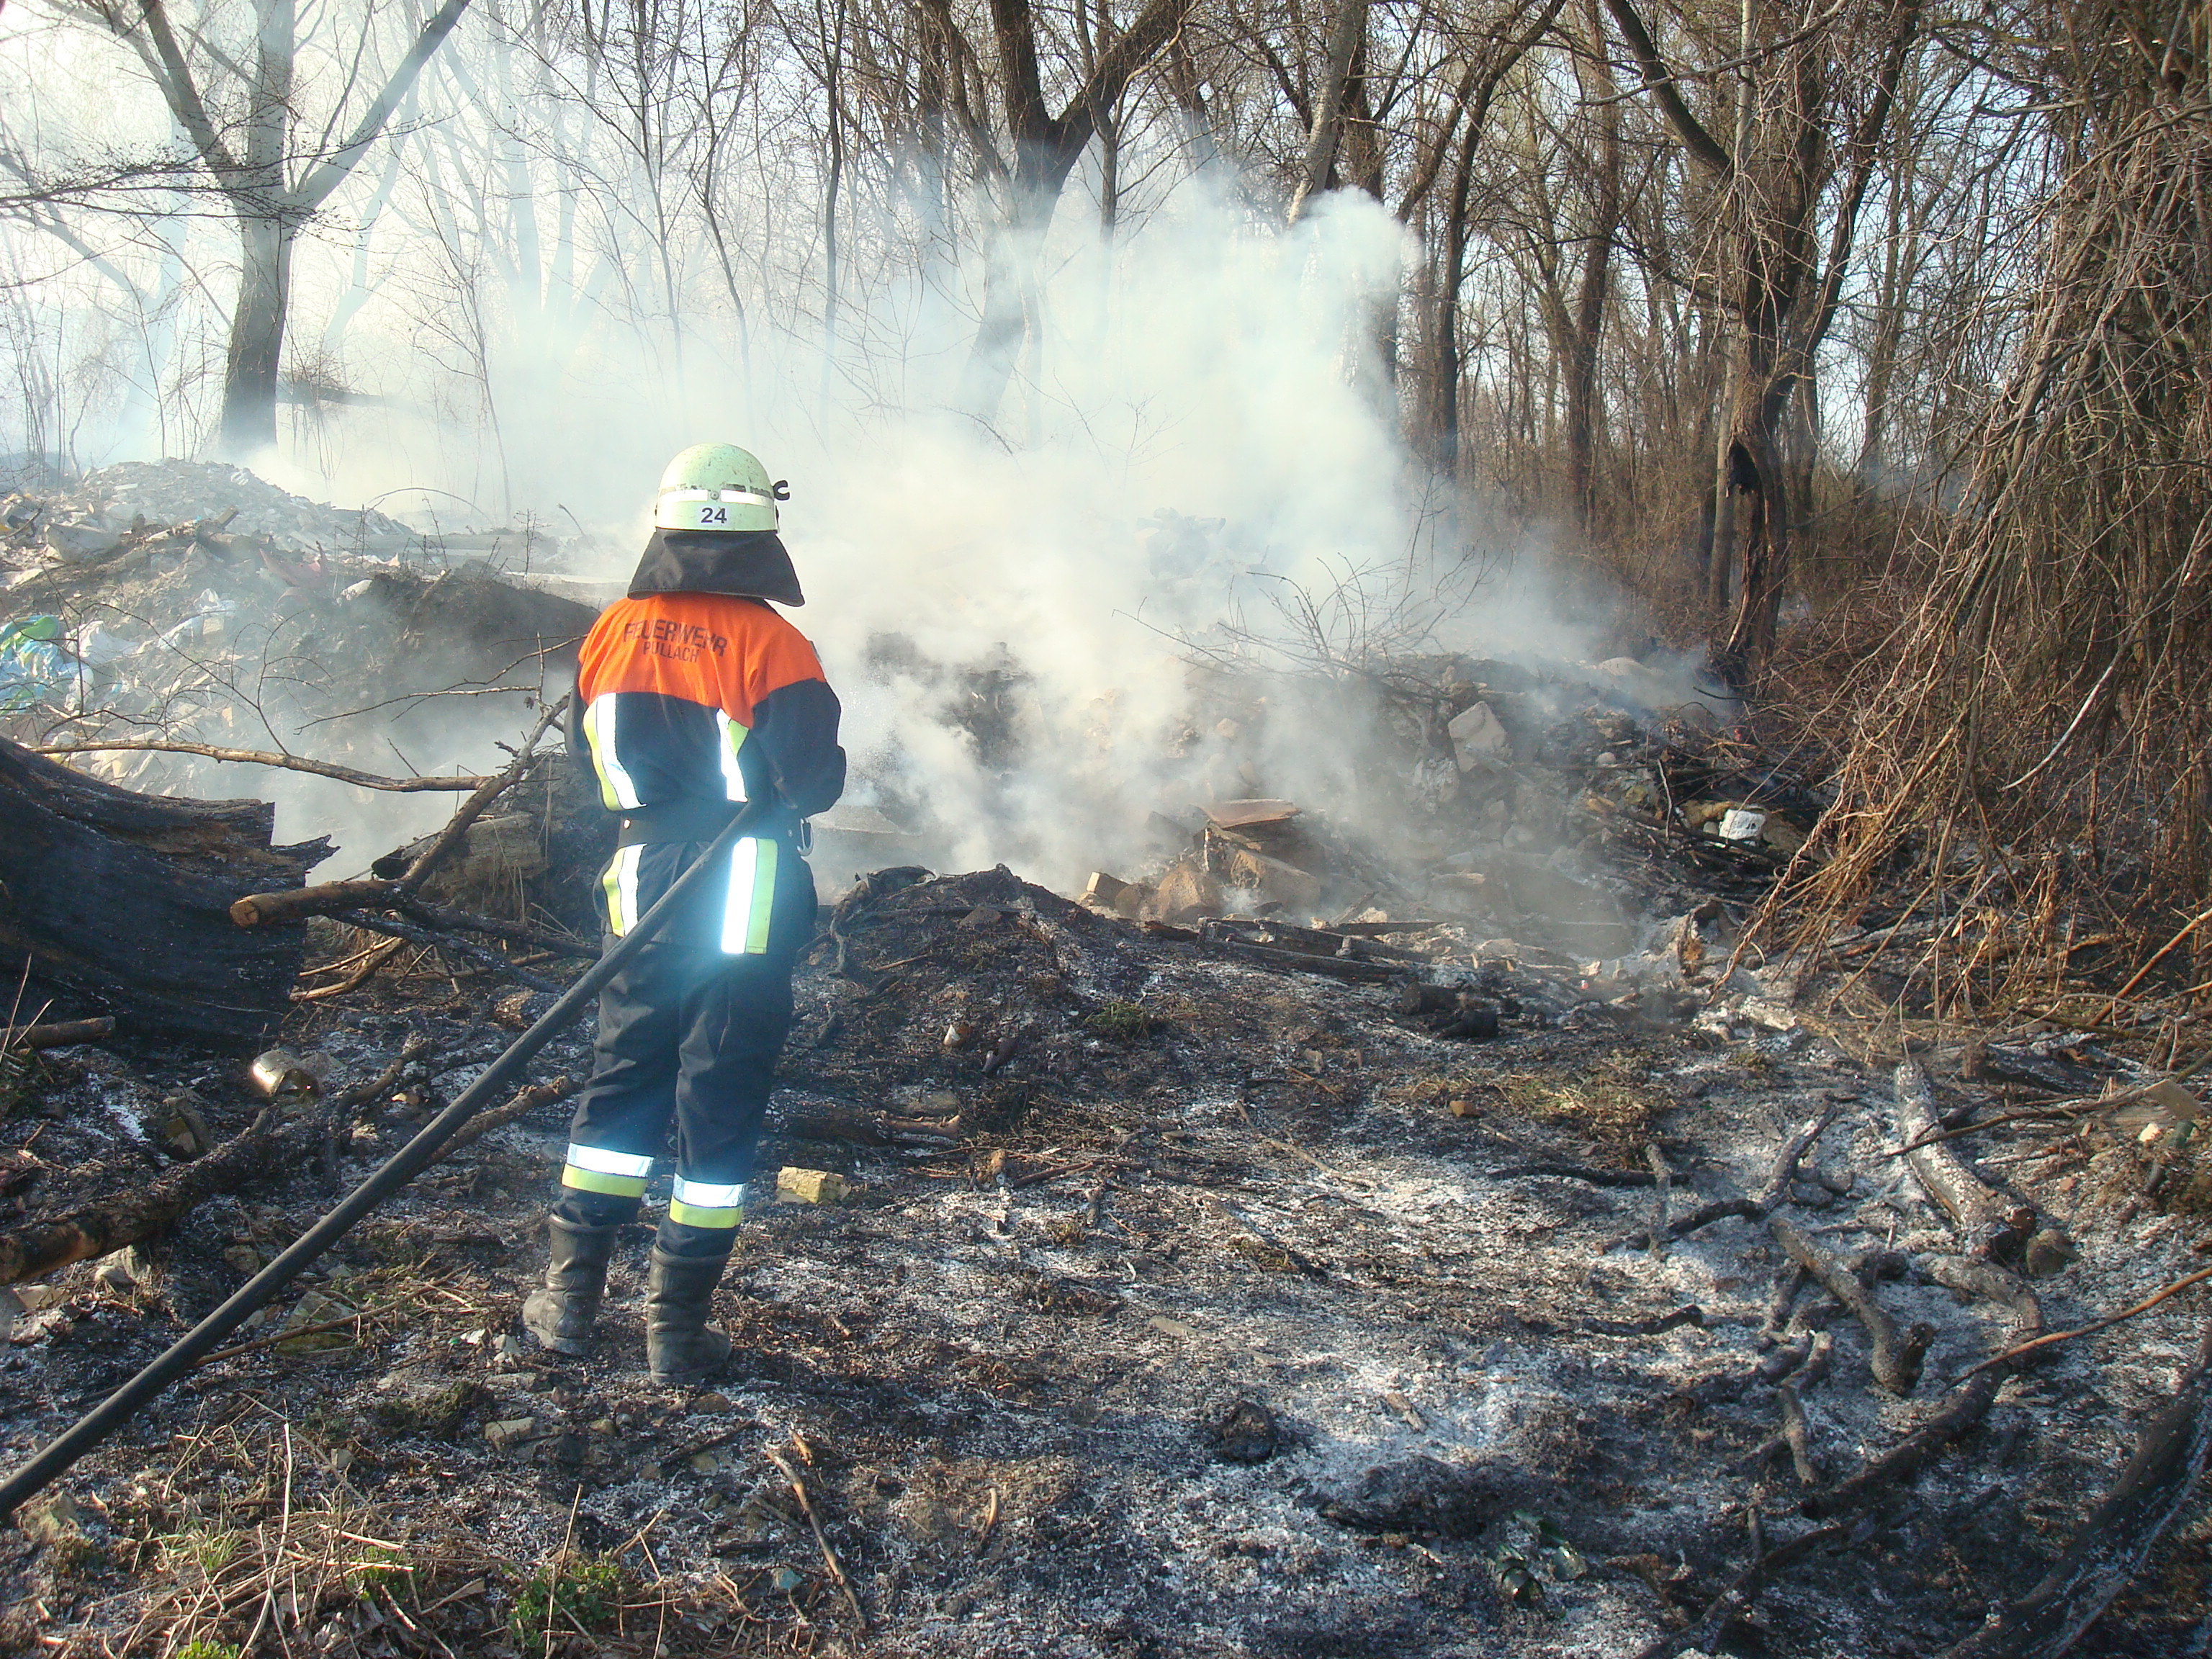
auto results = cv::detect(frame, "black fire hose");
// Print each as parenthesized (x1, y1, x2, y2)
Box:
(0, 806, 764, 1524)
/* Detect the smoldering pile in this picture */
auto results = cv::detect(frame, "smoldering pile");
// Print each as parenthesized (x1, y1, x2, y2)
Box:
(0, 457, 554, 566)
(0, 464, 602, 804)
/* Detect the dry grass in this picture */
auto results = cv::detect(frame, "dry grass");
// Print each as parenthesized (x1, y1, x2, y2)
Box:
(19, 1403, 842, 1658)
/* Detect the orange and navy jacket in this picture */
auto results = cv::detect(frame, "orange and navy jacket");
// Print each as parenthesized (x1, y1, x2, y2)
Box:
(567, 591, 845, 831)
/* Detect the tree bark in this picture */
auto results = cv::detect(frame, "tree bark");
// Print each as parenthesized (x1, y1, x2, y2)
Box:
(217, 212, 295, 454)
(0, 738, 329, 1046)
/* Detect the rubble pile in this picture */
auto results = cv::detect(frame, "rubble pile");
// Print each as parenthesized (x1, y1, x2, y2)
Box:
(1, 458, 557, 567)
(1074, 655, 1821, 1043)
(0, 466, 605, 932)
(1, 460, 415, 565)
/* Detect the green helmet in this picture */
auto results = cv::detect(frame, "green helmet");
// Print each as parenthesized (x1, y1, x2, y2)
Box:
(654, 442, 786, 533)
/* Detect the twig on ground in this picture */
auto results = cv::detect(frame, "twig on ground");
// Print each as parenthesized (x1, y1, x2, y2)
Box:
(1804, 1259, 2044, 1520)
(1772, 1215, 1933, 1395)
(331, 911, 562, 993)
(1961, 1264, 2212, 1380)
(765, 1447, 866, 1629)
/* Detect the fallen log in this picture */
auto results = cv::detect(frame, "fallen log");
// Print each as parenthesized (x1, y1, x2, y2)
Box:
(232, 878, 400, 928)
(1, 1056, 565, 1287)
(0, 1111, 276, 1285)
(1896, 1058, 2034, 1260)
(439, 1074, 581, 1157)
(1205, 939, 1410, 984)
(10, 1017, 115, 1051)
(1943, 1321, 2212, 1658)
(775, 1102, 963, 1147)
(1772, 1215, 1933, 1395)
(0, 736, 328, 1045)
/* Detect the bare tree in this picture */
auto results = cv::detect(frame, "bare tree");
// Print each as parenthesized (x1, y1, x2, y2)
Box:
(51, 0, 473, 455)
(1600, 0, 1922, 673)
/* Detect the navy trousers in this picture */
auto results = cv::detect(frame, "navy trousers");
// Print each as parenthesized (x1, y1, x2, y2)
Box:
(551, 835, 817, 1254)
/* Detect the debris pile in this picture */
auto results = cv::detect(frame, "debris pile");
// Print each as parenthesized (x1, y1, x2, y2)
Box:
(1, 459, 554, 567)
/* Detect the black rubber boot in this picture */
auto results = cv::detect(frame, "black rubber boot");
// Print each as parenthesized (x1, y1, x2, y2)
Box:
(645, 1246, 733, 1383)
(521, 1218, 620, 1356)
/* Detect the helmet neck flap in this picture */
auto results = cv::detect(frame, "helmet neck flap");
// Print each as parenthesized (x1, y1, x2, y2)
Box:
(626, 528, 806, 607)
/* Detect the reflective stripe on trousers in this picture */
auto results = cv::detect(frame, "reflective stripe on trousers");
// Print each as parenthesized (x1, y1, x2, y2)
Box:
(600, 836, 779, 955)
(668, 1175, 746, 1228)
(561, 1150, 747, 1228)
(560, 1142, 652, 1198)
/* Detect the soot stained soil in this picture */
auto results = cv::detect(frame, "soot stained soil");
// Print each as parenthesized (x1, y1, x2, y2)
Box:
(1, 868, 2207, 1658)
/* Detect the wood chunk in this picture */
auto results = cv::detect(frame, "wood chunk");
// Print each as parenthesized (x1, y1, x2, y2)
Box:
(1200, 799, 1300, 830)
(1082, 871, 1132, 909)
(0, 736, 328, 1045)
(10, 1017, 115, 1051)
(1894, 1058, 2035, 1260)
(777, 1167, 853, 1205)
(1142, 861, 1222, 924)
(1219, 846, 1323, 909)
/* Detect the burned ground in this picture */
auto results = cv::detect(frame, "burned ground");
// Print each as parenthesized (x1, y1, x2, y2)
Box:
(1, 475, 2207, 1656)
(1, 862, 2208, 1658)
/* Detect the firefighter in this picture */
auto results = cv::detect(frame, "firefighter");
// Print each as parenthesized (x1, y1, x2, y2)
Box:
(522, 443, 845, 1382)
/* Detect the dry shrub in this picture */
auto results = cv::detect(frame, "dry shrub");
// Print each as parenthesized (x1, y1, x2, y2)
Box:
(1777, 23, 2212, 1007)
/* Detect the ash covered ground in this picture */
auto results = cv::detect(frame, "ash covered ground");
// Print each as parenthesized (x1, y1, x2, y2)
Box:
(1, 861, 2208, 1658)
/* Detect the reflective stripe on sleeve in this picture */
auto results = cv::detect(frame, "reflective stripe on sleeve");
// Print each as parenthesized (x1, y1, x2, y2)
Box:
(601, 844, 642, 935)
(584, 693, 643, 810)
(719, 836, 779, 956)
(714, 711, 750, 802)
(562, 1143, 653, 1197)
(668, 1176, 745, 1228)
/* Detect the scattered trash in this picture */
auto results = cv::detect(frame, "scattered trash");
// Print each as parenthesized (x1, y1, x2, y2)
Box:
(0, 615, 67, 711)
(1718, 806, 1768, 842)
(248, 1049, 326, 1099)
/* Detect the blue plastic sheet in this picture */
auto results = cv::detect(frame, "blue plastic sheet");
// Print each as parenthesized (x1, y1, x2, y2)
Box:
(0, 615, 68, 712)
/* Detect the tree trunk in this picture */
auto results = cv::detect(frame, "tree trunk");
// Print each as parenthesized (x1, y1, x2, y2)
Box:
(1287, 0, 1370, 225)
(0, 737, 329, 1046)
(215, 207, 294, 457)
(1565, 0, 1623, 541)
(958, 184, 1060, 420)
